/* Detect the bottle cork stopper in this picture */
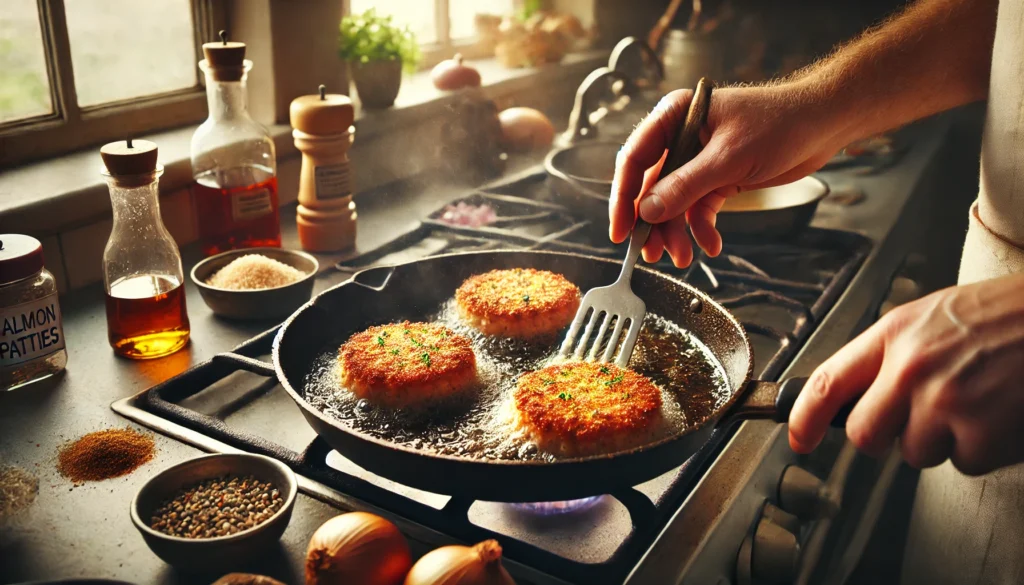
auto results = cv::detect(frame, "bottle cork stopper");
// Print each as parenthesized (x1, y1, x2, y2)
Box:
(290, 84, 355, 134)
(202, 30, 247, 81)
(101, 139, 159, 176)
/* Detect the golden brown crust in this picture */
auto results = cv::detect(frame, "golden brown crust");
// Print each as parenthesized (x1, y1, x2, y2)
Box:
(455, 268, 581, 338)
(513, 362, 663, 455)
(338, 321, 477, 407)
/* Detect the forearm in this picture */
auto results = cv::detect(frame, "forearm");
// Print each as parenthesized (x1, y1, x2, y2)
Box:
(790, 0, 997, 143)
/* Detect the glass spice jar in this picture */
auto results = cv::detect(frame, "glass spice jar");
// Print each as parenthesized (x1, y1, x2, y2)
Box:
(0, 234, 68, 391)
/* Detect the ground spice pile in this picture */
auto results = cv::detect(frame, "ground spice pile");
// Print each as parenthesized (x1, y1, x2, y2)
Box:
(206, 254, 305, 290)
(0, 465, 39, 520)
(57, 427, 155, 482)
(150, 474, 284, 538)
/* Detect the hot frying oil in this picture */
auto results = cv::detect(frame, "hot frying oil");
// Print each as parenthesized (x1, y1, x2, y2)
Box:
(303, 300, 731, 462)
(105, 275, 190, 359)
(193, 167, 281, 257)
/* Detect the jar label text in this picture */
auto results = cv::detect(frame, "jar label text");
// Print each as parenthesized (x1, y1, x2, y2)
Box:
(314, 162, 351, 200)
(231, 188, 273, 221)
(1, 296, 66, 367)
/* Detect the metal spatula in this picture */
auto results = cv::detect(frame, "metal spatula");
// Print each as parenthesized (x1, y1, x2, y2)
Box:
(559, 78, 713, 367)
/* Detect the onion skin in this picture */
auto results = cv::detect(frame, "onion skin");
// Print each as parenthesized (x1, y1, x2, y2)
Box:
(498, 107, 554, 152)
(432, 54, 482, 91)
(212, 575, 287, 585)
(306, 512, 412, 585)
(404, 540, 516, 585)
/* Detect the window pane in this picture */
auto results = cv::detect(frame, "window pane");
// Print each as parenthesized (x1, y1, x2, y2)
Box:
(350, 0, 436, 44)
(450, 0, 514, 40)
(0, 0, 52, 123)
(65, 0, 197, 107)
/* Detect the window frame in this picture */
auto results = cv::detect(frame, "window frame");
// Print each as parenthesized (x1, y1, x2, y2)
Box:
(0, 0, 225, 169)
(343, 0, 521, 70)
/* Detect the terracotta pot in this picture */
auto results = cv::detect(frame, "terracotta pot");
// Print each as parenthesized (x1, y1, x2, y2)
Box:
(350, 59, 402, 108)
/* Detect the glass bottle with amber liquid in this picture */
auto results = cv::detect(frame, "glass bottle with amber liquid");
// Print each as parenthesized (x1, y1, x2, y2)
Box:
(101, 139, 190, 359)
(191, 31, 281, 256)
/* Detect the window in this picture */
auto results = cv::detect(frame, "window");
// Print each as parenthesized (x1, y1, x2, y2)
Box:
(0, 0, 222, 168)
(347, 0, 517, 67)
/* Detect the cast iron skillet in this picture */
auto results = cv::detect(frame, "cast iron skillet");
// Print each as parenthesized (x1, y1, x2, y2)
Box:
(270, 250, 840, 502)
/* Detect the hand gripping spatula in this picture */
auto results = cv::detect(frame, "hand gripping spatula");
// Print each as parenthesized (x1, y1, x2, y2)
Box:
(558, 78, 713, 367)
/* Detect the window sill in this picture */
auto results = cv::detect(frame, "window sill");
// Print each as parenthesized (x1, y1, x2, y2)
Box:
(0, 50, 606, 239)
(0, 50, 606, 293)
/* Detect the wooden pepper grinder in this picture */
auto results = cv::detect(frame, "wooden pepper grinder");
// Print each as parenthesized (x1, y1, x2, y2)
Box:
(290, 85, 357, 252)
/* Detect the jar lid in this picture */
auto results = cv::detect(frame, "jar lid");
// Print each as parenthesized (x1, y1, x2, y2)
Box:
(0, 234, 44, 284)
(101, 139, 159, 176)
(290, 85, 355, 134)
(202, 30, 247, 82)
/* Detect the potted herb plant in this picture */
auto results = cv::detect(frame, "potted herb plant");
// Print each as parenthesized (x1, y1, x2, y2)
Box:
(339, 9, 420, 108)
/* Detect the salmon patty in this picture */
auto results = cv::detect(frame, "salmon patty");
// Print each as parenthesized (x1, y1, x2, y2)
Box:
(338, 321, 477, 408)
(512, 362, 664, 456)
(456, 268, 581, 339)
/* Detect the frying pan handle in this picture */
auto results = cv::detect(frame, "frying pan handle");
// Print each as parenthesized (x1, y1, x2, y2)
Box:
(773, 377, 852, 427)
(728, 378, 849, 427)
(352, 265, 396, 291)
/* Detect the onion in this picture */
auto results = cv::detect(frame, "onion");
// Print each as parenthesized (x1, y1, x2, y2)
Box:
(306, 512, 412, 585)
(431, 54, 482, 91)
(212, 575, 286, 585)
(404, 540, 516, 585)
(498, 108, 555, 152)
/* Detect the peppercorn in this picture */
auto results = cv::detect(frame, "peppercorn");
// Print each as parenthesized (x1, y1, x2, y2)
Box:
(150, 475, 284, 538)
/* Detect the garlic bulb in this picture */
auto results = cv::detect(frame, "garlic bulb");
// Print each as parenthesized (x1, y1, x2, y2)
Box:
(404, 540, 516, 585)
(306, 512, 412, 585)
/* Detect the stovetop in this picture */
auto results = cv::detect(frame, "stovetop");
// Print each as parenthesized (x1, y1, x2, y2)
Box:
(114, 169, 871, 585)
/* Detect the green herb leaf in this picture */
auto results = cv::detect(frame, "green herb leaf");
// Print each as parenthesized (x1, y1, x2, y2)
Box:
(604, 375, 625, 387)
(376, 336, 385, 346)
(559, 370, 571, 377)
(542, 378, 556, 386)
(390, 348, 400, 355)
(558, 392, 568, 401)
(599, 366, 610, 375)
(420, 352, 431, 367)
(522, 294, 531, 303)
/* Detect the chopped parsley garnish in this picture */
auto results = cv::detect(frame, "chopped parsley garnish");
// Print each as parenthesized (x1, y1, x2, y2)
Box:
(381, 331, 389, 337)
(604, 375, 625, 387)
(599, 366, 611, 374)
(522, 294, 530, 303)
(409, 338, 423, 348)
(389, 348, 400, 355)
(420, 352, 431, 367)
(403, 329, 411, 335)
(376, 336, 385, 346)
(559, 370, 571, 377)
(557, 392, 573, 401)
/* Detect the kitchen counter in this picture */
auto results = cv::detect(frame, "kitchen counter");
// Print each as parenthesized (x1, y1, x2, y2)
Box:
(0, 112, 975, 585)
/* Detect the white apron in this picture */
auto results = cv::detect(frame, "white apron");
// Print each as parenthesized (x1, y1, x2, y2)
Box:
(900, 0, 1024, 583)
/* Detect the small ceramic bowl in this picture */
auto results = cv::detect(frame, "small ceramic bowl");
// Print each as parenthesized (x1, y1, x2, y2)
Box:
(191, 247, 318, 320)
(130, 453, 297, 571)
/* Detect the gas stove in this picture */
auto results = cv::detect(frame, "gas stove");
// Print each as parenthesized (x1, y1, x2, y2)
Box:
(114, 168, 873, 585)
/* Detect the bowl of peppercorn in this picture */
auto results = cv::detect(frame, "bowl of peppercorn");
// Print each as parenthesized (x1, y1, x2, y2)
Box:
(130, 453, 297, 571)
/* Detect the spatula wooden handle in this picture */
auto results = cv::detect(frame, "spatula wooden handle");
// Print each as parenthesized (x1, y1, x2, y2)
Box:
(659, 77, 713, 181)
(632, 78, 714, 246)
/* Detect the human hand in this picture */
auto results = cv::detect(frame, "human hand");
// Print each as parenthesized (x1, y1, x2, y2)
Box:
(789, 272, 1024, 475)
(609, 83, 853, 267)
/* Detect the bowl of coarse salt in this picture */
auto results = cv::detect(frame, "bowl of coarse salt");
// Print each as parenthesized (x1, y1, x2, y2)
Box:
(191, 248, 318, 320)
